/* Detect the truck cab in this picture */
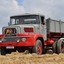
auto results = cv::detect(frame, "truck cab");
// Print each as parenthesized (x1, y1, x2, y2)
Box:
(7, 14, 47, 40)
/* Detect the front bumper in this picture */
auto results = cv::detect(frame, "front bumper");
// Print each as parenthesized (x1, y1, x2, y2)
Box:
(0, 41, 34, 47)
(0, 33, 43, 47)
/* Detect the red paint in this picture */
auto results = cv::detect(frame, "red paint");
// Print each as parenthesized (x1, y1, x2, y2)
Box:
(0, 34, 44, 47)
(0, 33, 55, 47)
(44, 39, 54, 46)
(38, 44, 42, 54)
(0, 34, 3, 38)
(24, 28, 33, 32)
(47, 39, 54, 44)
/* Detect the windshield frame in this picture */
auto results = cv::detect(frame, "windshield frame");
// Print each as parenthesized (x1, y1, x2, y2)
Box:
(10, 15, 40, 25)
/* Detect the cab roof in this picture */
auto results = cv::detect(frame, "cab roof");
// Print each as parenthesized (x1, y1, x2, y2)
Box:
(10, 13, 45, 18)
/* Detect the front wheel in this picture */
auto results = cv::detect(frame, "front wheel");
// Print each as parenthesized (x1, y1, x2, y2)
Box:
(32, 40, 43, 55)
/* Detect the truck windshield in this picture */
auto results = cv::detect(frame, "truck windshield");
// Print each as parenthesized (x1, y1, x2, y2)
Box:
(10, 15, 39, 25)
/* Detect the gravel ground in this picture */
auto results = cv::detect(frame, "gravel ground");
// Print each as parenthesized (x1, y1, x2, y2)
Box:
(0, 51, 64, 64)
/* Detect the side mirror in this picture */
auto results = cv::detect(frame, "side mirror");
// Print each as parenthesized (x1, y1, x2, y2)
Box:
(8, 22, 10, 26)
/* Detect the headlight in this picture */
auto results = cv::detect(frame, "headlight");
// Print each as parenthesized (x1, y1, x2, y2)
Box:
(17, 39, 20, 42)
(21, 38, 26, 42)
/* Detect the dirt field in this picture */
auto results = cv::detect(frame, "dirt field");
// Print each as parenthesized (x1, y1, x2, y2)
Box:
(0, 51, 64, 64)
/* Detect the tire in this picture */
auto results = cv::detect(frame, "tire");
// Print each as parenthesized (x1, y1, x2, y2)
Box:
(32, 40, 43, 55)
(1, 47, 6, 55)
(52, 40, 58, 53)
(57, 39, 64, 54)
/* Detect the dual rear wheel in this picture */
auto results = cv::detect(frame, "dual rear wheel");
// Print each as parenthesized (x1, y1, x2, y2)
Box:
(53, 39, 64, 54)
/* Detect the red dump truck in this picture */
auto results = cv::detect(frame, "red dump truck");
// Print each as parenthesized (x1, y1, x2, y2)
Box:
(0, 14, 64, 55)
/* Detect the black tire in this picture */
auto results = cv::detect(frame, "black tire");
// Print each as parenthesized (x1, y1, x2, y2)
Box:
(52, 40, 58, 53)
(1, 47, 6, 55)
(32, 40, 43, 55)
(57, 39, 64, 54)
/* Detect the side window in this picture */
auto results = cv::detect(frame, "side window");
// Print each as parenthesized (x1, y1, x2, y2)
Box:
(41, 16, 45, 25)
(16, 19, 19, 24)
(11, 19, 15, 25)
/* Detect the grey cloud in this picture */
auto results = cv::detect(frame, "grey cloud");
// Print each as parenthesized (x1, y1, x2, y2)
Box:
(23, 0, 64, 20)
(0, 0, 25, 33)
(0, 0, 64, 34)
(0, 0, 25, 29)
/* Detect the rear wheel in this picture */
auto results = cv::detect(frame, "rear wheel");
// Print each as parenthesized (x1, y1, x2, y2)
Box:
(52, 40, 58, 53)
(57, 39, 64, 54)
(32, 40, 43, 54)
(1, 47, 6, 55)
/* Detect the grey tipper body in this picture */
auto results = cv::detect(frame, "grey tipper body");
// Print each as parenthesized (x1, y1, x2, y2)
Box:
(46, 19, 64, 33)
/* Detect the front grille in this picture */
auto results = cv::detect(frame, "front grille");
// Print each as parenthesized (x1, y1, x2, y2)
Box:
(2, 37, 20, 42)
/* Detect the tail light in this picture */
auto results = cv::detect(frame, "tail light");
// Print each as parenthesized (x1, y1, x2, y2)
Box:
(24, 28, 33, 32)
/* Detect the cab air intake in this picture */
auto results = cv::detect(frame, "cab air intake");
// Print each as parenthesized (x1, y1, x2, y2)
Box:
(24, 28, 33, 32)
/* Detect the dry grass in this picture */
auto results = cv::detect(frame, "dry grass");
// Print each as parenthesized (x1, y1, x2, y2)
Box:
(0, 51, 64, 64)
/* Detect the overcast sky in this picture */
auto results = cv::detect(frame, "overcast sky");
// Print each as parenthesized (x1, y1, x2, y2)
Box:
(0, 0, 64, 33)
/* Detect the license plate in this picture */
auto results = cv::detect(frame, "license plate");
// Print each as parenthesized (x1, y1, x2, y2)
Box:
(6, 46, 14, 49)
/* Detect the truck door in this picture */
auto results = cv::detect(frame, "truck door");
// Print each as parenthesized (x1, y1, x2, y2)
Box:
(40, 16, 47, 40)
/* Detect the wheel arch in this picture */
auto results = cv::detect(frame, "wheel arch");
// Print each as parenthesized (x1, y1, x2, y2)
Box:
(32, 37, 45, 54)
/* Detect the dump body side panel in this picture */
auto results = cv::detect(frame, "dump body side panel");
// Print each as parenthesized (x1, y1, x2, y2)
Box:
(61, 22, 64, 33)
(46, 19, 62, 33)
(46, 18, 64, 40)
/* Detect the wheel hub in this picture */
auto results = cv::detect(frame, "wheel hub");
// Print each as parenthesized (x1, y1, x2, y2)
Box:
(38, 45, 42, 54)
